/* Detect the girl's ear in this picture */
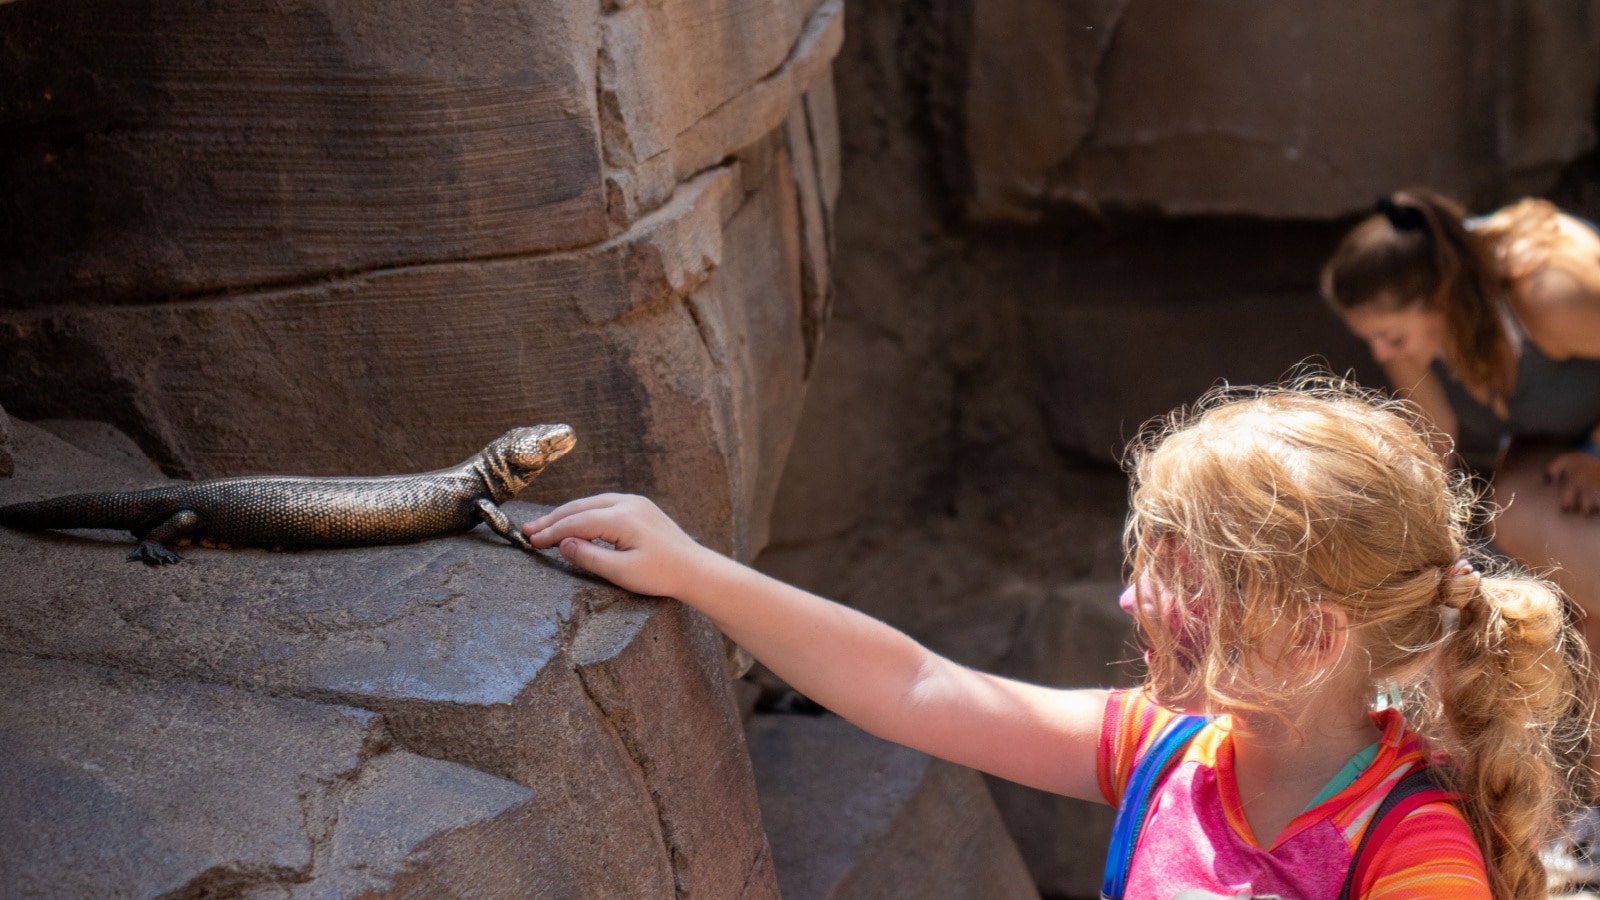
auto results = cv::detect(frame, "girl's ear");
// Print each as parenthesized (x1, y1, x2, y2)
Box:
(1299, 602, 1351, 668)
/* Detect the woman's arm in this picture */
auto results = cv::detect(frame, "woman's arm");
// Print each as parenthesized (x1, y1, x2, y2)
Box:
(1516, 264, 1600, 511)
(1517, 265, 1600, 359)
(524, 494, 1108, 802)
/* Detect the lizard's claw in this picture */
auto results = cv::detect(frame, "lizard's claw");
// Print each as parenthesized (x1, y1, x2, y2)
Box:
(128, 541, 184, 565)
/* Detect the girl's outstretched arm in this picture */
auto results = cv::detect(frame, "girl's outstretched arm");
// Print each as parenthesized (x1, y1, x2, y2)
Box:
(524, 493, 1106, 802)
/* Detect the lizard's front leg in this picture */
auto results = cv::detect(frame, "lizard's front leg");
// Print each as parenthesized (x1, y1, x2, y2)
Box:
(475, 498, 534, 550)
(129, 509, 204, 565)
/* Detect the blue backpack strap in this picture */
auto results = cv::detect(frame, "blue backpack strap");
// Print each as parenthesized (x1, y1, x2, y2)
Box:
(1336, 767, 1454, 900)
(1101, 713, 1210, 900)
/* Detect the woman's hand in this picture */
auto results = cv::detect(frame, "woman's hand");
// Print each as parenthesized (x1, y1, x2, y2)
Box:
(523, 493, 708, 598)
(1545, 452, 1600, 514)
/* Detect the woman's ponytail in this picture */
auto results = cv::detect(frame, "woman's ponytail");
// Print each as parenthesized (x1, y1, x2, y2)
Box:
(1390, 189, 1516, 401)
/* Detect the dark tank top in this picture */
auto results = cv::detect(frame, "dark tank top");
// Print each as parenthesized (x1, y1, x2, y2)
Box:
(1436, 340, 1600, 471)
(1444, 214, 1600, 471)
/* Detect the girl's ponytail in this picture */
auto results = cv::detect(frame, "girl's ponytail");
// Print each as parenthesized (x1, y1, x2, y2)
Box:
(1428, 569, 1592, 900)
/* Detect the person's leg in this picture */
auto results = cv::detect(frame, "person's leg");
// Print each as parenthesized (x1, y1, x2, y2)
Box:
(1491, 442, 1600, 645)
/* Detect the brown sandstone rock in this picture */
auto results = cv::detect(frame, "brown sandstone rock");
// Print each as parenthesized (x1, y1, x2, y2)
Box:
(32, 419, 166, 482)
(0, 0, 609, 308)
(747, 712, 1041, 900)
(0, 0, 841, 565)
(0, 653, 574, 899)
(963, 0, 1600, 221)
(0, 160, 791, 558)
(0, 419, 776, 899)
(0, 402, 11, 478)
(985, 579, 1140, 900)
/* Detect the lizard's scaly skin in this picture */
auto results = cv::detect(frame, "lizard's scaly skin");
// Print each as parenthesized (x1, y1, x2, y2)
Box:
(0, 424, 575, 565)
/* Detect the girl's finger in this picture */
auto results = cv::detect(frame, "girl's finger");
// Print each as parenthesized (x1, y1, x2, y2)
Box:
(525, 494, 630, 535)
(558, 535, 618, 574)
(526, 507, 629, 549)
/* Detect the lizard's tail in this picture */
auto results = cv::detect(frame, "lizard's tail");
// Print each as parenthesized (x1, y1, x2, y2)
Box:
(0, 491, 161, 532)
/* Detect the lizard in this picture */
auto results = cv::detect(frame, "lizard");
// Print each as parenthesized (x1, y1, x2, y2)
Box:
(0, 424, 576, 565)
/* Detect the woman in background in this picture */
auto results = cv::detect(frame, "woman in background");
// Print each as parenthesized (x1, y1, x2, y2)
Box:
(1322, 189, 1600, 883)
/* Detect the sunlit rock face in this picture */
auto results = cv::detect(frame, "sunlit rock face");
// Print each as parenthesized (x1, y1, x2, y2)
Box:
(961, 0, 1600, 222)
(0, 1, 843, 896)
(0, 0, 841, 562)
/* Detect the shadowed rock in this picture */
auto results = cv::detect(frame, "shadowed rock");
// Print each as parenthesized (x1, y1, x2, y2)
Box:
(748, 712, 1041, 900)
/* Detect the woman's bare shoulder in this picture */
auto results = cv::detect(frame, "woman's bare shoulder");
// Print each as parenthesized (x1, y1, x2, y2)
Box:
(1515, 264, 1600, 359)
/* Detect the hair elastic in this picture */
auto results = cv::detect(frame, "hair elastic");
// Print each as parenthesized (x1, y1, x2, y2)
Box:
(1437, 559, 1477, 610)
(1375, 196, 1428, 233)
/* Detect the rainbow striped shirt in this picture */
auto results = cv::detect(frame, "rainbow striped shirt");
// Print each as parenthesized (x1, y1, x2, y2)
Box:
(1097, 690, 1489, 899)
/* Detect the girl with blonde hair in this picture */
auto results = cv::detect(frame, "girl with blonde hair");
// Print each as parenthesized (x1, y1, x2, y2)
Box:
(525, 379, 1588, 899)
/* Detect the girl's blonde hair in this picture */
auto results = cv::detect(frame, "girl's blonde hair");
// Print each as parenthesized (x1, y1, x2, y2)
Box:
(1123, 377, 1591, 900)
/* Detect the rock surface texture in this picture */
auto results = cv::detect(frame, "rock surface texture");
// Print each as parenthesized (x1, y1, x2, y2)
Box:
(962, 0, 1600, 221)
(748, 713, 1041, 900)
(1, 3, 839, 891)
(0, 0, 841, 561)
(1, 419, 776, 899)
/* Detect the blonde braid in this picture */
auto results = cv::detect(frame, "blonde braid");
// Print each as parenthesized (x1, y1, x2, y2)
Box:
(1419, 569, 1591, 900)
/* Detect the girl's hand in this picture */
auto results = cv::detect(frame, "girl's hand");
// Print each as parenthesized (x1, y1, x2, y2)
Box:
(1545, 452, 1600, 514)
(522, 494, 706, 598)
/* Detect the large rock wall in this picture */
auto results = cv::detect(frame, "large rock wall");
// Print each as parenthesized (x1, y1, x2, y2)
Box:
(0, 1, 843, 896)
(0, 418, 776, 898)
(0, 0, 842, 561)
(962, 0, 1600, 222)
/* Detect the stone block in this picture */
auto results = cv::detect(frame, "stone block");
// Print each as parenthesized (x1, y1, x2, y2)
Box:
(0, 653, 571, 899)
(575, 598, 778, 900)
(0, 402, 11, 478)
(0, 159, 809, 558)
(599, 0, 843, 224)
(0, 418, 776, 899)
(986, 579, 1141, 900)
(32, 419, 166, 482)
(1026, 290, 1377, 463)
(748, 713, 1040, 900)
(0, 0, 608, 307)
(962, 0, 1600, 220)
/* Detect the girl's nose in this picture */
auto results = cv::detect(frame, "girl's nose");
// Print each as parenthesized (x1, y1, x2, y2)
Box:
(1118, 582, 1139, 617)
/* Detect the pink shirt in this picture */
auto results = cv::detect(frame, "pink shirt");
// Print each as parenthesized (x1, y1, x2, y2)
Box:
(1097, 690, 1489, 899)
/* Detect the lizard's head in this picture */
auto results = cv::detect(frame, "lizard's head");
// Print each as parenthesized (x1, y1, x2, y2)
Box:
(498, 424, 577, 478)
(479, 424, 577, 497)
